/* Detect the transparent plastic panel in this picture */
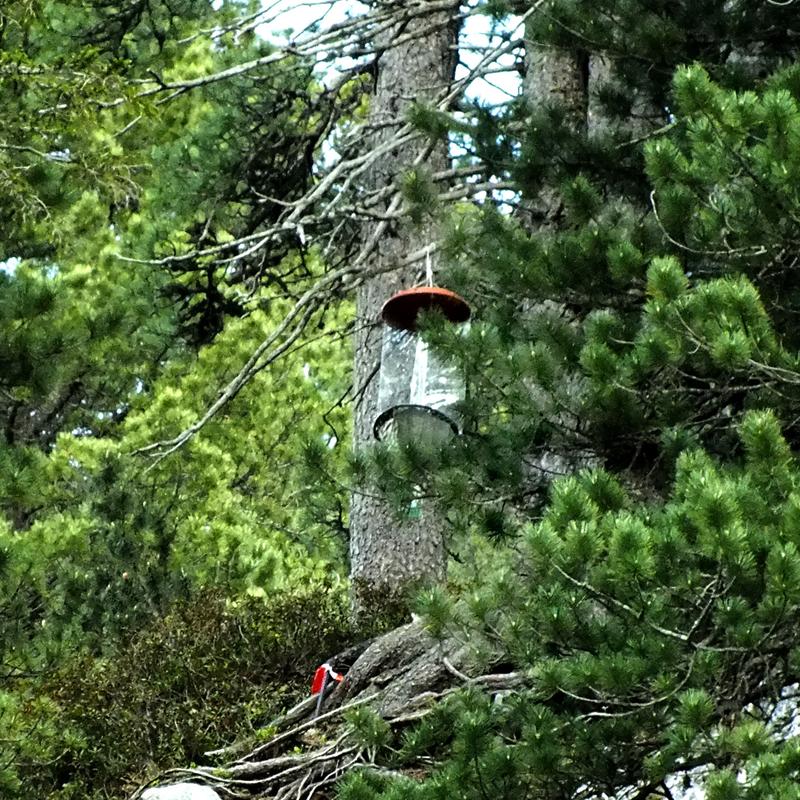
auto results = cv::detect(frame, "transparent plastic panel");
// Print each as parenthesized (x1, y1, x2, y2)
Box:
(377, 327, 415, 412)
(375, 327, 465, 442)
(410, 339, 464, 422)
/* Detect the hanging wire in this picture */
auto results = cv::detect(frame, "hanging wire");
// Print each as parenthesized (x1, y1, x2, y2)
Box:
(425, 244, 434, 286)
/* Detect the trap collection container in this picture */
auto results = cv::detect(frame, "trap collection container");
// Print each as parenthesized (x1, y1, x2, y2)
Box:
(374, 287, 470, 445)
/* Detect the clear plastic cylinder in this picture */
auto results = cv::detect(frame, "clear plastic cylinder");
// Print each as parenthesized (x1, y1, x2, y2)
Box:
(374, 326, 465, 444)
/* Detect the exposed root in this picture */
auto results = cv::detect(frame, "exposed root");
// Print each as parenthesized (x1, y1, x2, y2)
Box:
(131, 622, 525, 799)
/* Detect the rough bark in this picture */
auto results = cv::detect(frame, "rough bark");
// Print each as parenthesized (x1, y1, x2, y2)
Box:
(522, 28, 587, 228)
(518, 25, 594, 492)
(523, 41, 586, 121)
(349, 1, 460, 626)
(587, 53, 663, 139)
(332, 620, 470, 717)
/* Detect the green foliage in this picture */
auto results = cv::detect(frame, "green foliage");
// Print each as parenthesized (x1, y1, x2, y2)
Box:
(402, 168, 440, 223)
(0, 0, 353, 622)
(5, 2, 800, 800)
(414, 585, 453, 640)
(15, 585, 352, 799)
(346, 706, 392, 752)
(335, 5, 800, 800)
(0, 2, 354, 794)
(357, 426, 800, 797)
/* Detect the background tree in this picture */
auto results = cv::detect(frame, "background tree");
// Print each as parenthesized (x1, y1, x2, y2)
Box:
(5, 1, 800, 799)
(0, 2, 356, 794)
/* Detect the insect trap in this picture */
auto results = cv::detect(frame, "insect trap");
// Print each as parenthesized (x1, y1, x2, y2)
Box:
(373, 286, 470, 447)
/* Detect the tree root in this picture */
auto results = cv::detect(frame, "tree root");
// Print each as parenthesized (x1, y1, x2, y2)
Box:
(130, 622, 524, 799)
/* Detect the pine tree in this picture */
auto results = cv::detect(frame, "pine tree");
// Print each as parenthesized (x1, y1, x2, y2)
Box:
(145, 3, 800, 799)
(130, 2, 800, 797)
(0, 4, 353, 792)
(349, 1, 461, 625)
(330, 3, 800, 799)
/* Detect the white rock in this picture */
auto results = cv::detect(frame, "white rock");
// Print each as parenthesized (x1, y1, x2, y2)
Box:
(141, 783, 221, 800)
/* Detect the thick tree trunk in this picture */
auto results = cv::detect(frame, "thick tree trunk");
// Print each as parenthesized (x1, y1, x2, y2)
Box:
(349, 2, 460, 627)
(587, 53, 662, 138)
(523, 42, 586, 119)
(518, 28, 592, 490)
(522, 28, 587, 226)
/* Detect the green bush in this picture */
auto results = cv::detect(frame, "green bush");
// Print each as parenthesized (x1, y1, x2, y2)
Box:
(20, 583, 352, 799)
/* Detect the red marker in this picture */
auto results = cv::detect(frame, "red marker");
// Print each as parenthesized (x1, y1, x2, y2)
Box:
(311, 663, 343, 694)
(311, 663, 344, 717)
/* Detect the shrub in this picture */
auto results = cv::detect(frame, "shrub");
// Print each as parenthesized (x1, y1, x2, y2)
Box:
(21, 583, 352, 799)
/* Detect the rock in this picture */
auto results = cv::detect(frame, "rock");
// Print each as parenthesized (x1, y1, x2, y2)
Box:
(141, 784, 221, 800)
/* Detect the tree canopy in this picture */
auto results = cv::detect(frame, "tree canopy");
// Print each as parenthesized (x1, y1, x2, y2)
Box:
(3, 1, 800, 798)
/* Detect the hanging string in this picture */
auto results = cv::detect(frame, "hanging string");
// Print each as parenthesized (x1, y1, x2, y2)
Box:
(425, 244, 434, 287)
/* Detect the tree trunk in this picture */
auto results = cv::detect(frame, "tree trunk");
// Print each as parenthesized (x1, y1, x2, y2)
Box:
(349, 2, 460, 627)
(517, 27, 592, 491)
(587, 53, 662, 138)
(522, 27, 587, 226)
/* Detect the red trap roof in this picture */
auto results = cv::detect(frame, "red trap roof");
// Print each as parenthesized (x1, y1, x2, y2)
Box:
(381, 286, 471, 331)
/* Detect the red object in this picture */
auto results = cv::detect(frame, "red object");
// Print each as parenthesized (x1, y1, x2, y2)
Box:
(381, 287, 471, 331)
(311, 663, 343, 695)
(311, 666, 327, 695)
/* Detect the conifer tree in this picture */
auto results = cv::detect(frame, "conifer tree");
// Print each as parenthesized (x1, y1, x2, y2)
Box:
(7, 1, 800, 798)
(331, 3, 800, 799)
(120, 0, 800, 794)
(147, 3, 800, 796)
(349, 1, 460, 624)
